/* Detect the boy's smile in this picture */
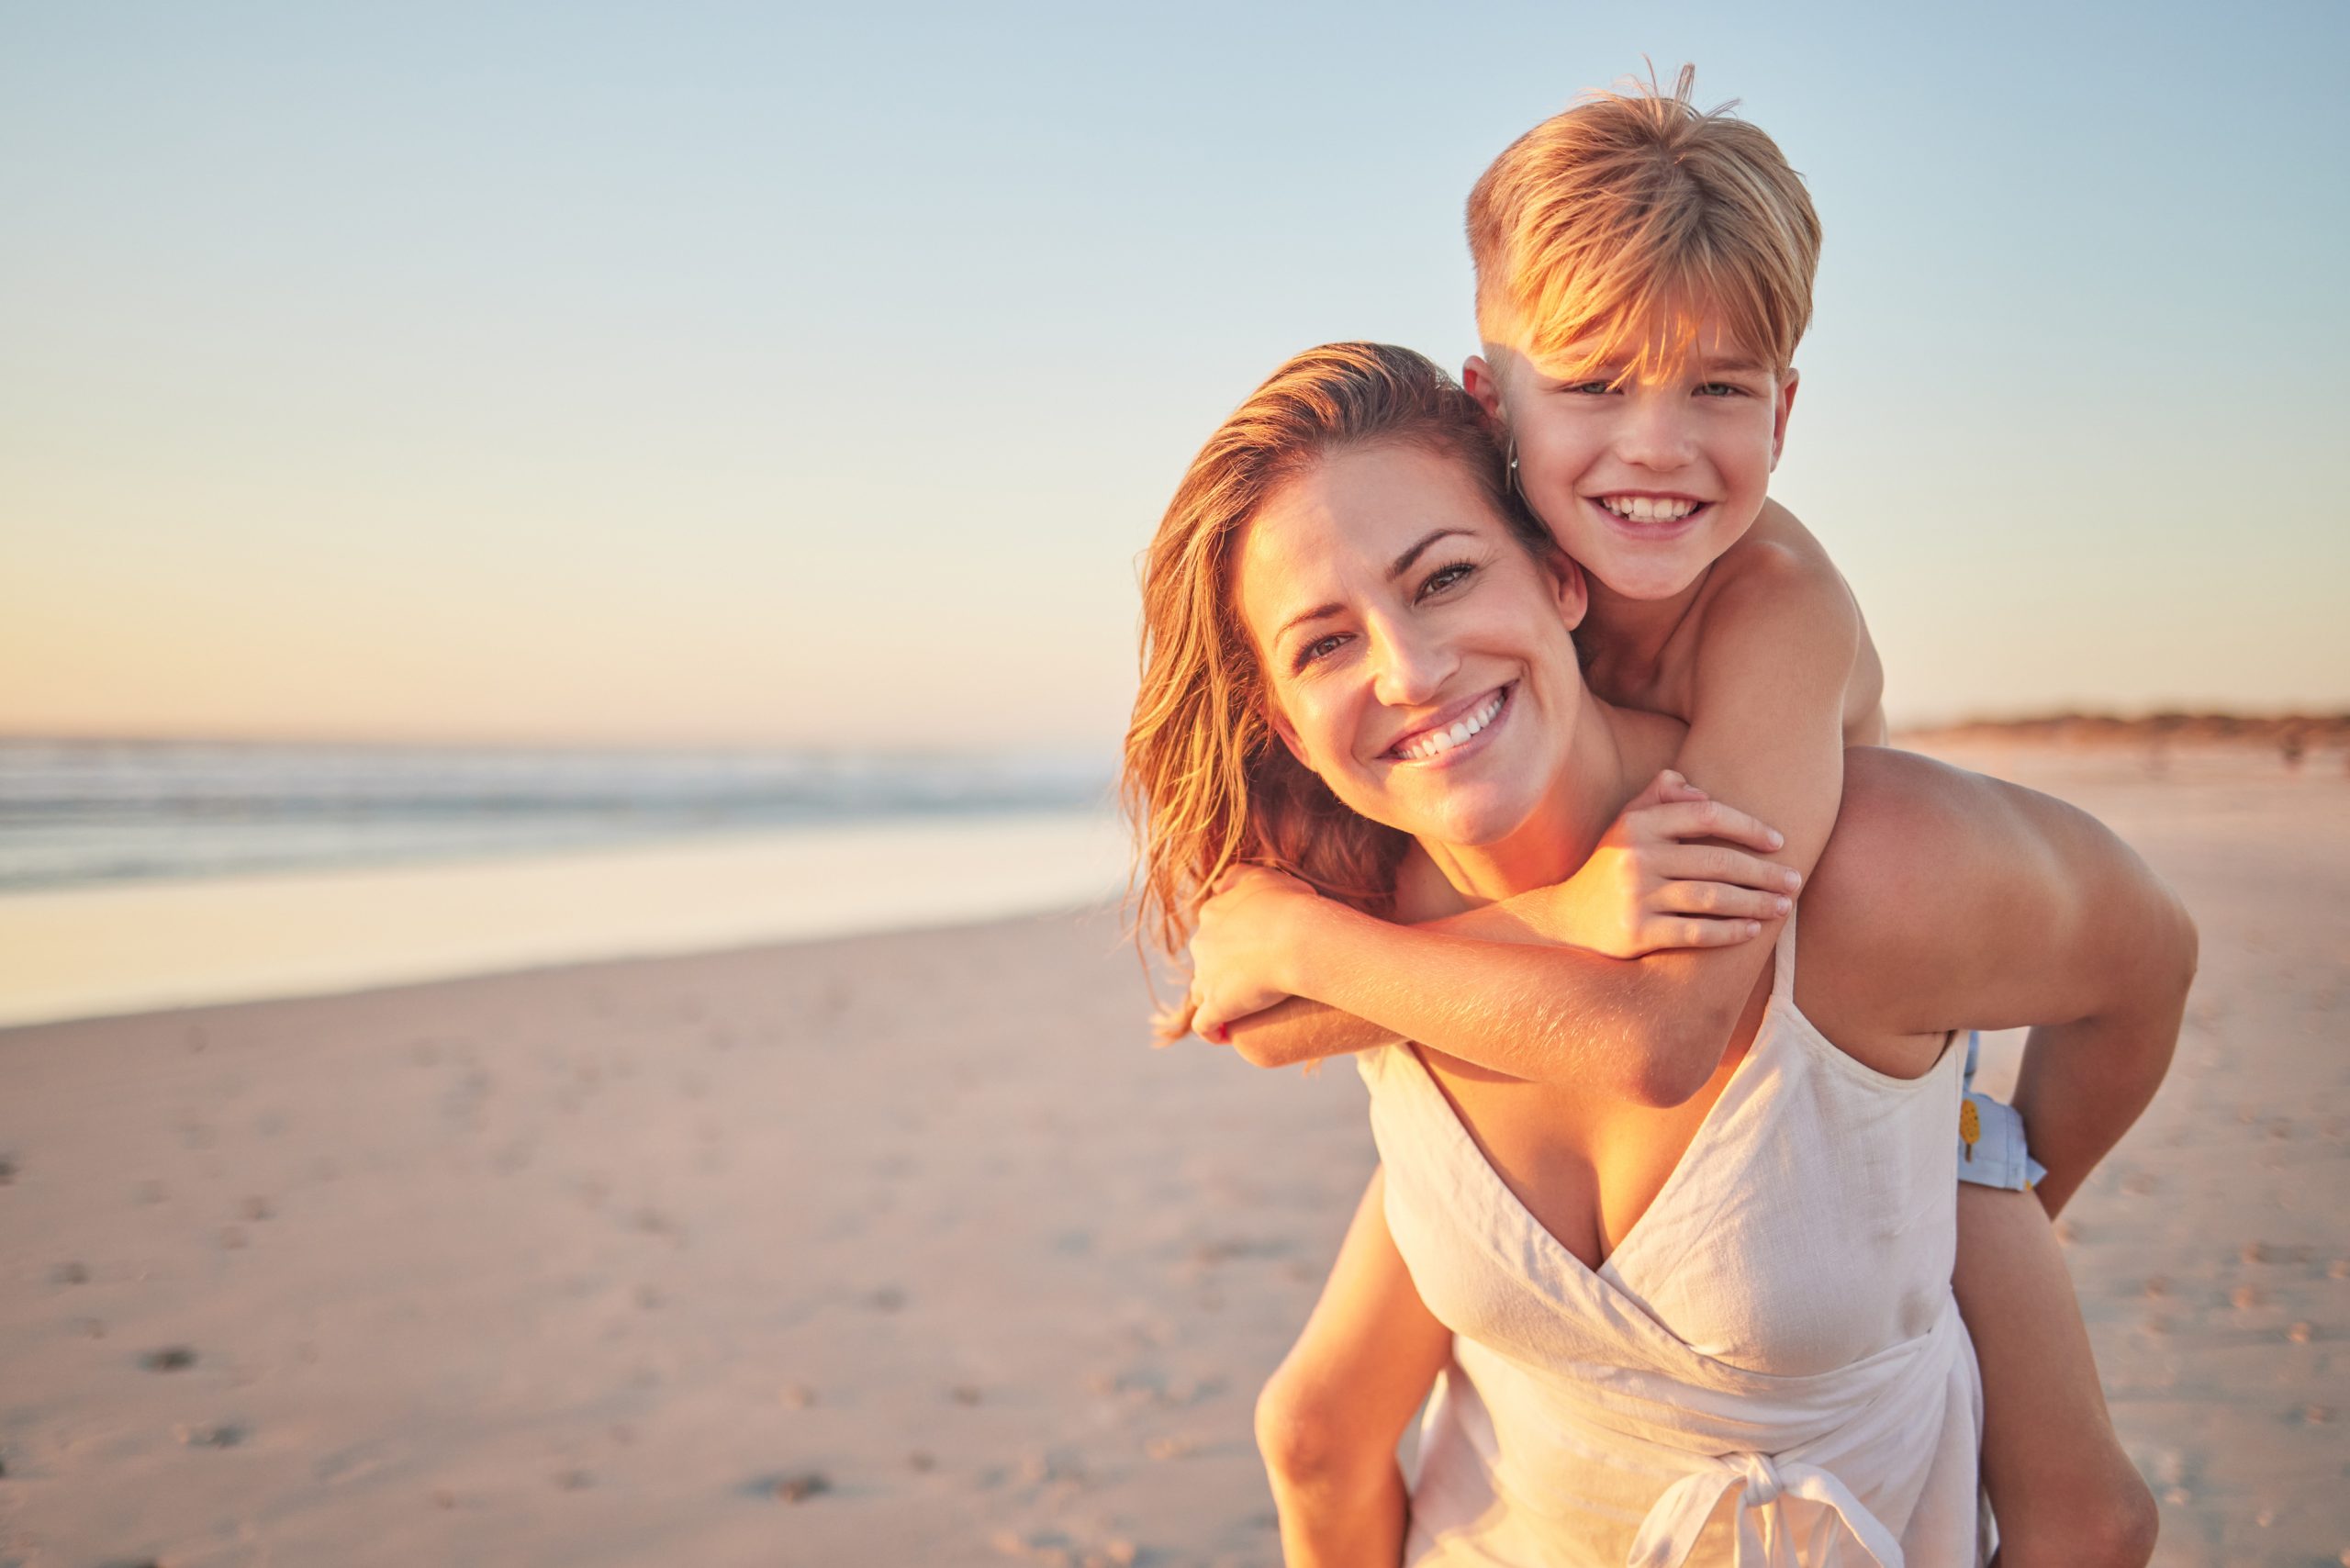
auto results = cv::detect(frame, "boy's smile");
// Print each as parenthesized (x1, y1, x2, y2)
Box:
(1466, 311, 1796, 605)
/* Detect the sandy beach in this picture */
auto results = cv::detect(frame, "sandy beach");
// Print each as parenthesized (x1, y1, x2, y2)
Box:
(1, 743, 2344, 1567)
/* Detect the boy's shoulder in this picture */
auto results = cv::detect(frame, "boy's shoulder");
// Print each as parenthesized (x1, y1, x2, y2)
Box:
(1696, 499, 1858, 638)
(1694, 498, 1887, 741)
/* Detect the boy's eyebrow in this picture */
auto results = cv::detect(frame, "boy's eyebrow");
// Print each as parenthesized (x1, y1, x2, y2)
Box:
(1273, 529, 1475, 645)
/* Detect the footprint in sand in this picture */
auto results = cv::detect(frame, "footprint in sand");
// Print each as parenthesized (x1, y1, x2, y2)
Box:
(53, 1260, 89, 1284)
(176, 1422, 244, 1448)
(141, 1346, 197, 1372)
(747, 1470, 831, 1502)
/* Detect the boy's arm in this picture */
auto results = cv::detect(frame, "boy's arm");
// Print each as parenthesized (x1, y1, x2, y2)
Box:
(1797, 747, 2196, 1214)
(1223, 542, 1859, 1107)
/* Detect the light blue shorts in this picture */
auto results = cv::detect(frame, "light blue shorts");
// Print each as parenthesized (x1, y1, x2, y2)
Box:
(1958, 1032, 2046, 1192)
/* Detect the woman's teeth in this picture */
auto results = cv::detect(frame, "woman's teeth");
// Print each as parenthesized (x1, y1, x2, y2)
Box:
(1599, 495, 1699, 522)
(1395, 689, 1506, 761)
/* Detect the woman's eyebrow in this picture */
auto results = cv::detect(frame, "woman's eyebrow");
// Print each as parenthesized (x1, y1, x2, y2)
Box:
(1389, 529, 1472, 579)
(1277, 601, 1345, 645)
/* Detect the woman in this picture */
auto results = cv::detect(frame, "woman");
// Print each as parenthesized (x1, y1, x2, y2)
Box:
(1121, 343, 2193, 1563)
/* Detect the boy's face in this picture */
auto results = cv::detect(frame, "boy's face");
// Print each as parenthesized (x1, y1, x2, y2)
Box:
(1465, 311, 1796, 603)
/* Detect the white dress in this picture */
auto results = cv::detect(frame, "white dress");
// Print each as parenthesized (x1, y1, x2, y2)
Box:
(1359, 913, 1987, 1567)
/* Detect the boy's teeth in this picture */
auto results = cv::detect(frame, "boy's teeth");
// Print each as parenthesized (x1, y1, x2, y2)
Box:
(1601, 495, 1697, 522)
(1398, 689, 1506, 760)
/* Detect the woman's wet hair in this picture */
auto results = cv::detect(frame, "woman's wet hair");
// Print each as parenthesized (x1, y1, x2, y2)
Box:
(1122, 341, 1550, 955)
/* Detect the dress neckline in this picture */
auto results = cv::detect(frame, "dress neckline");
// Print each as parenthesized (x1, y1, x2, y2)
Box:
(1393, 915, 1796, 1283)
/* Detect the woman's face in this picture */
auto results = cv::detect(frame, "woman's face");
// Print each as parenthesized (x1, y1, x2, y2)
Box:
(1235, 442, 1589, 849)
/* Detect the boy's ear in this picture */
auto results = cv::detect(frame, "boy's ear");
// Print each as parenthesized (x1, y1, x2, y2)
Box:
(1462, 354, 1505, 420)
(1547, 549, 1590, 632)
(1770, 368, 1800, 470)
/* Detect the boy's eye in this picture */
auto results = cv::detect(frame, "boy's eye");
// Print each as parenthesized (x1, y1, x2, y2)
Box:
(1561, 379, 1617, 396)
(1695, 381, 1746, 398)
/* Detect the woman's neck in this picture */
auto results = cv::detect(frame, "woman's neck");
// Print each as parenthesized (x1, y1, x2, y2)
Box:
(1416, 695, 1684, 906)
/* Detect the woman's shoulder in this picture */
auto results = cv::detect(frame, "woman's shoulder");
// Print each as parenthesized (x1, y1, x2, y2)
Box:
(1789, 747, 1998, 1059)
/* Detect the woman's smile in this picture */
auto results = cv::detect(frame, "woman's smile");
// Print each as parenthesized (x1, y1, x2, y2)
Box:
(1382, 682, 1514, 767)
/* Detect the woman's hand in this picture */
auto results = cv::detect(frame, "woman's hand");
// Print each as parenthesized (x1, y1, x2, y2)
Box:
(1169, 864, 1326, 1047)
(1548, 769, 1799, 958)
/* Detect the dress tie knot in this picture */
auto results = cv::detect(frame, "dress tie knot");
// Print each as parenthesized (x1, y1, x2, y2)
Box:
(1735, 1452, 1783, 1506)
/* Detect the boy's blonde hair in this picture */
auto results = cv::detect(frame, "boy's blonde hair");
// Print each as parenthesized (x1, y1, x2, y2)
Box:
(1467, 65, 1821, 376)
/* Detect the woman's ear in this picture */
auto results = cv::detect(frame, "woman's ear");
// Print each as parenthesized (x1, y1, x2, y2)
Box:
(1267, 705, 1310, 769)
(1547, 549, 1590, 632)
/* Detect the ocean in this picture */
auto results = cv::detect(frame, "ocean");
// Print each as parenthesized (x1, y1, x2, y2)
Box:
(0, 736, 1114, 892)
(0, 738, 1131, 1027)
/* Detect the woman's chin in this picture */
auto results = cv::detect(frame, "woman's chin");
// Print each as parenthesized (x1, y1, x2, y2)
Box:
(1410, 788, 1536, 850)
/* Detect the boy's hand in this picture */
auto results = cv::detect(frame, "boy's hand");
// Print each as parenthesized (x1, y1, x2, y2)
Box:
(1548, 770, 1796, 958)
(1175, 864, 1324, 1046)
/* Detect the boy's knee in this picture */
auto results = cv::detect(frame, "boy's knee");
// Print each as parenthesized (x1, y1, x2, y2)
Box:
(2007, 1466, 2158, 1568)
(2079, 1474, 2160, 1568)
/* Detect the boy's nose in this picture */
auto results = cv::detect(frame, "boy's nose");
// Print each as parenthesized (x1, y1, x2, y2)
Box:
(1615, 396, 1698, 469)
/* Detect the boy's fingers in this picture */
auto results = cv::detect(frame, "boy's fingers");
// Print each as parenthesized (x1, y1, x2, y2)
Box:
(1662, 917, 1763, 949)
(1665, 846, 1798, 891)
(1647, 800, 1785, 852)
(1657, 881, 1794, 921)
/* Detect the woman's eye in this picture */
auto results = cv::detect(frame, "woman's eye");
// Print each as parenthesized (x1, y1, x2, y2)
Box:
(1419, 562, 1474, 599)
(1293, 633, 1347, 671)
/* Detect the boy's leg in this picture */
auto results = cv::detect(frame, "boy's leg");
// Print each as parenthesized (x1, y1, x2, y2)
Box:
(1954, 1183, 2158, 1568)
(1256, 1165, 1452, 1568)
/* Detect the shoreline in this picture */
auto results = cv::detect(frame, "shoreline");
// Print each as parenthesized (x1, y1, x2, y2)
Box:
(0, 807, 1128, 1031)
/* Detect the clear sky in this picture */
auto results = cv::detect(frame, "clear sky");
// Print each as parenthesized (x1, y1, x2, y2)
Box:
(4, 1, 2344, 749)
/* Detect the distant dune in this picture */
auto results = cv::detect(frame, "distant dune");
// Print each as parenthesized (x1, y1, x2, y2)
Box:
(1900, 711, 2350, 762)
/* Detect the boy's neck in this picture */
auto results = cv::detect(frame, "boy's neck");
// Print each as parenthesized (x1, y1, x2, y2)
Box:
(1580, 568, 1714, 689)
(1416, 697, 1683, 905)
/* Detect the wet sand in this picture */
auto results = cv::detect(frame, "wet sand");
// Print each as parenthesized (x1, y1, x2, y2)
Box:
(0, 745, 2343, 1565)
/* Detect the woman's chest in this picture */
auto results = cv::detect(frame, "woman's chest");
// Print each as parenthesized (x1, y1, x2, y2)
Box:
(1415, 1016, 1753, 1275)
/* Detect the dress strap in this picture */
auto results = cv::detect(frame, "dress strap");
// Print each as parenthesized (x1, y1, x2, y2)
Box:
(1772, 906, 1798, 1002)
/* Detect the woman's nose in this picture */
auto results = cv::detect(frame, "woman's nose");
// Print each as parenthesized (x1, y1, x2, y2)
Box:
(1368, 619, 1457, 708)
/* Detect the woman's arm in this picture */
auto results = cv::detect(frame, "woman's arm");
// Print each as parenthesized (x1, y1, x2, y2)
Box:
(1796, 747, 2197, 1212)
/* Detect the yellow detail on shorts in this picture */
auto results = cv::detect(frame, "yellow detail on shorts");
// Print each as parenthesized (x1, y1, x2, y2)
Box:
(1959, 1099, 1980, 1159)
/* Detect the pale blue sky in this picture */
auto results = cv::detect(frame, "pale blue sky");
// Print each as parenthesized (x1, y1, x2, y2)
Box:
(4, 1, 2344, 747)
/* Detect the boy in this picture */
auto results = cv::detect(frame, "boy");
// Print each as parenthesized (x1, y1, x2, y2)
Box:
(1179, 70, 2165, 1565)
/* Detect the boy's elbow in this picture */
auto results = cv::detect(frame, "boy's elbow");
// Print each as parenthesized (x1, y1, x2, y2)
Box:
(1619, 1010, 1735, 1109)
(2133, 879, 2199, 1008)
(1227, 1026, 1294, 1070)
(2171, 893, 2200, 996)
